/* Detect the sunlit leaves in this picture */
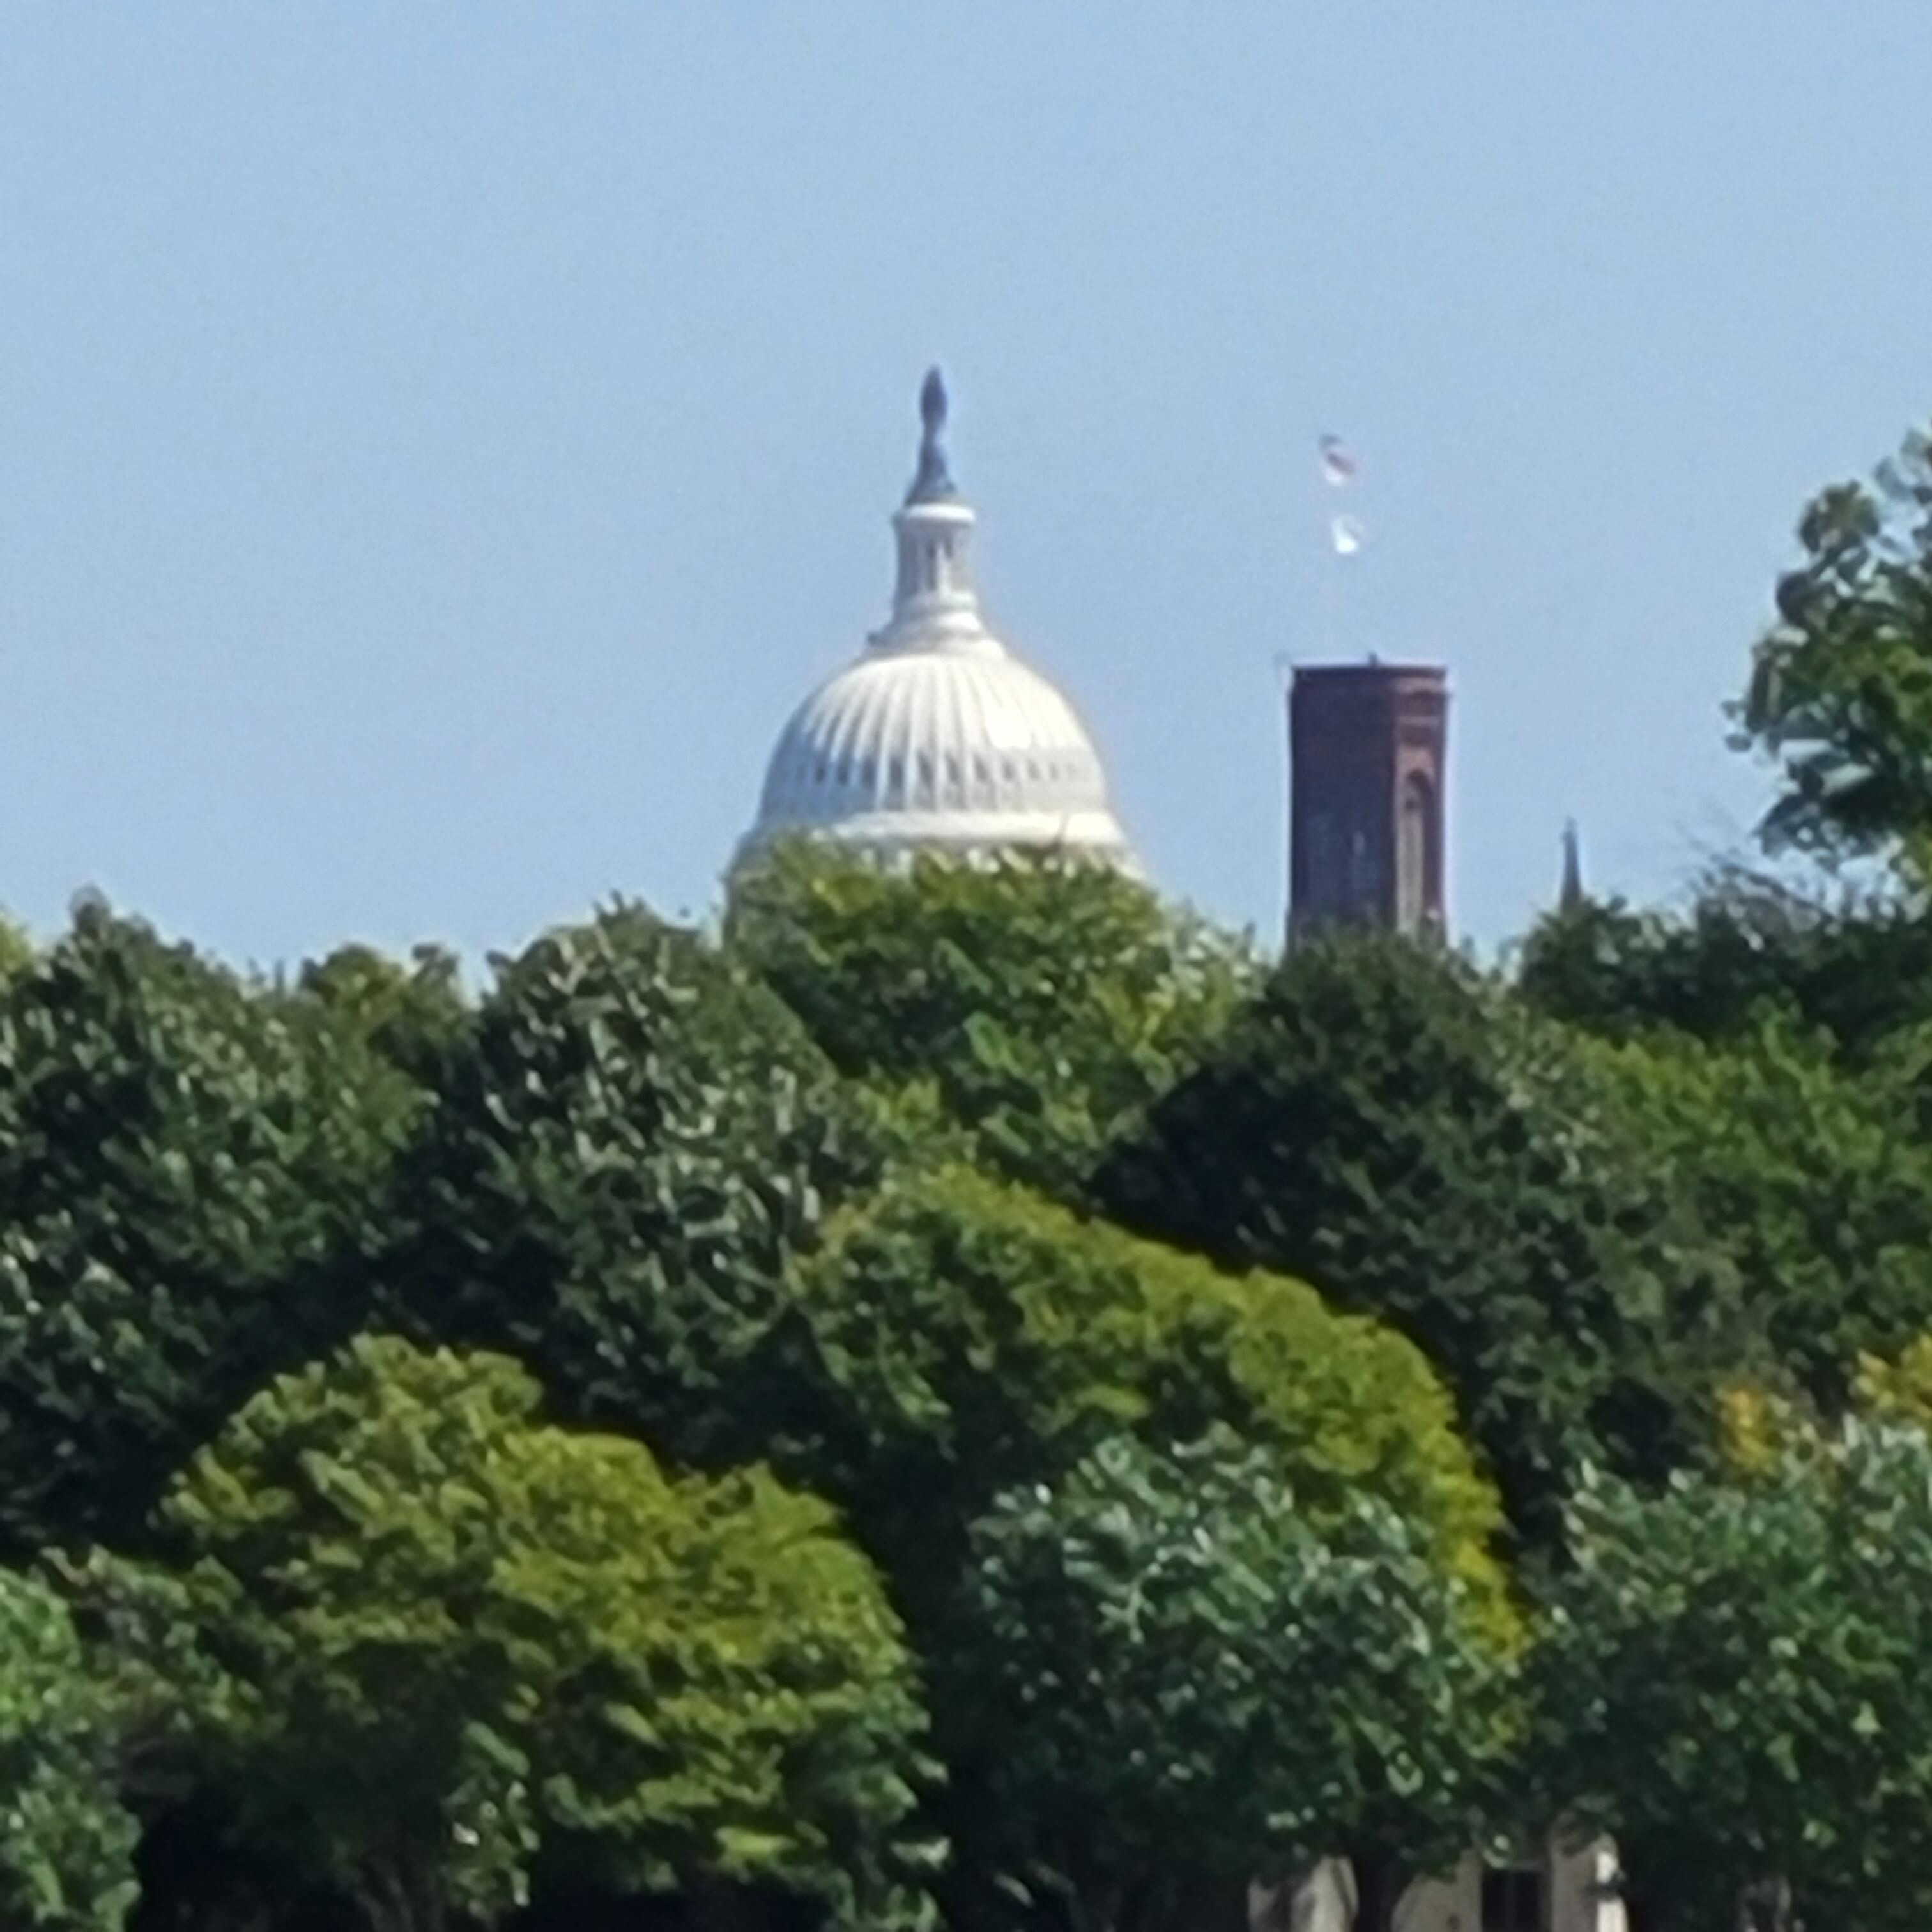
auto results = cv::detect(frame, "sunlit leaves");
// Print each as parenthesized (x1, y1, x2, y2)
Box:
(141, 1336, 931, 1932)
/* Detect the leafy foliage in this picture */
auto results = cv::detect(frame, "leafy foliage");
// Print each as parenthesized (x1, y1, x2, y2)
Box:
(0, 916, 34, 992)
(1735, 421, 1932, 873)
(0, 905, 427, 1553)
(1093, 932, 1750, 1537)
(141, 1335, 932, 1932)
(1517, 867, 1932, 1060)
(963, 1434, 1510, 1932)
(788, 1164, 1506, 1621)
(1533, 1424, 1932, 1932)
(1579, 1016, 1932, 1408)
(781, 1167, 1510, 1931)
(385, 902, 887, 1468)
(0, 1568, 139, 1931)
(294, 941, 472, 1089)
(728, 843, 1256, 1194)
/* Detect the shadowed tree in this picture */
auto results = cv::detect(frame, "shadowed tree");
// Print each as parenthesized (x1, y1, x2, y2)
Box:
(1092, 933, 1752, 1538)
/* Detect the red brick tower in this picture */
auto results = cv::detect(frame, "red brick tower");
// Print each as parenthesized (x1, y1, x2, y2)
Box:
(1287, 662, 1448, 945)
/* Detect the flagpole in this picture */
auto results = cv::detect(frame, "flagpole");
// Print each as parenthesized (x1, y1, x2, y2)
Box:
(1317, 434, 1361, 663)
(1274, 651, 1292, 946)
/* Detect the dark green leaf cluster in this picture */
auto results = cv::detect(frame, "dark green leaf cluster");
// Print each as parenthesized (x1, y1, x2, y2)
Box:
(1579, 1016, 1932, 1410)
(383, 901, 888, 1469)
(1091, 931, 1748, 1538)
(1517, 867, 1932, 1059)
(0, 906, 427, 1553)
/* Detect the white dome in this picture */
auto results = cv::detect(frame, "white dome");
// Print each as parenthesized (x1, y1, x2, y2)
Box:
(733, 375, 1136, 877)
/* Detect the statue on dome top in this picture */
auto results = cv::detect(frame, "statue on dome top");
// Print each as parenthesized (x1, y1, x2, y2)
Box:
(905, 365, 958, 505)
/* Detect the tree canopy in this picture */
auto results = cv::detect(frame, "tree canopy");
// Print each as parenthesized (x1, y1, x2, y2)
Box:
(0, 1568, 139, 1932)
(1531, 1420, 1932, 1932)
(1092, 931, 1749, 1538)
(385, 902, 888, 1469)
(133, 1335, 931, 1932)
(963, 1434, 1511, 1932)
(1735, 421, 1932, 875)
(17, 417, 1932, 1928)
(1577, 1015, 1932, 1409)
(785, 1163, 1506, 1620)
(1517, 864, 1932, 1061)
(0, 905, 427, 1554)
(727, 842, 1255, 1195)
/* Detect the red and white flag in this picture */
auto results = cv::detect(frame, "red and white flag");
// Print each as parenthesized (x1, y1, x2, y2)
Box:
(1319, 434, 1357, 487)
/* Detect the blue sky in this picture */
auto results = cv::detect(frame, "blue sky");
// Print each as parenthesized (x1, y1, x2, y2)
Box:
(3, 5, 1929, 968)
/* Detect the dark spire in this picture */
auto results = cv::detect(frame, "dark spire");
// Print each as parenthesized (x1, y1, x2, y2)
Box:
(1560, 818, 1584, 913)
(905, 365, 958, 505)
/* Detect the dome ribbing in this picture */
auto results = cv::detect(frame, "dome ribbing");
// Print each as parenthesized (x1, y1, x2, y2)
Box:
(732, 372, 1137, 878)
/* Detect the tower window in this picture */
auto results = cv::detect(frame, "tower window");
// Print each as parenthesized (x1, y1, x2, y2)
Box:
(1399, 772, 1437, 935)
(1481, 1867, 1543, 1932)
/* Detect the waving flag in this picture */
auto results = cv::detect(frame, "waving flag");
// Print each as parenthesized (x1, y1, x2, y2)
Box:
(1319, 434, 1357, 487)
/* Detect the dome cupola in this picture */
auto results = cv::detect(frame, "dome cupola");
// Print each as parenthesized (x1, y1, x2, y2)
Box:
(731, 371, 1137, 878)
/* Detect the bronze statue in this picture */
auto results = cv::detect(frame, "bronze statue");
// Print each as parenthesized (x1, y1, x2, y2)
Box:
(906, 365, 956, 503)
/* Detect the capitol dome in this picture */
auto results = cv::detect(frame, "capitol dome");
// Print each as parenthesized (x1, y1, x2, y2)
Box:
(731, 372, 1137, 878)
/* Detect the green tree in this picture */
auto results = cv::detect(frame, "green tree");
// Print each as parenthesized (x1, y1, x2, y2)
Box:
(963, 1434, 1511, 1932)
(789, 1165, 1506, 1625)
(0, 1569, 139, 1931)
(385, 902, 888, 1469)
(0, 904, 427, 1552)
(139, 1335, 931, 1932)
(727, 843, 1255, 1195)
(295, 940, 471, 1088)
(1532, 1424, 1932, 1932)
(1580, 1015, 1932, 1409)
(1517, 865, 1932, 1061)
(0, 914, 34, 992)
(1092, 933, 1750, 1538)
(1735, 420, 1932, 874)
(778, 1167, 1512, 1932)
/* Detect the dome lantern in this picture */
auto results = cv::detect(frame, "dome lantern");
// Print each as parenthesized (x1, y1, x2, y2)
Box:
(730, 372, 1137, 881)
